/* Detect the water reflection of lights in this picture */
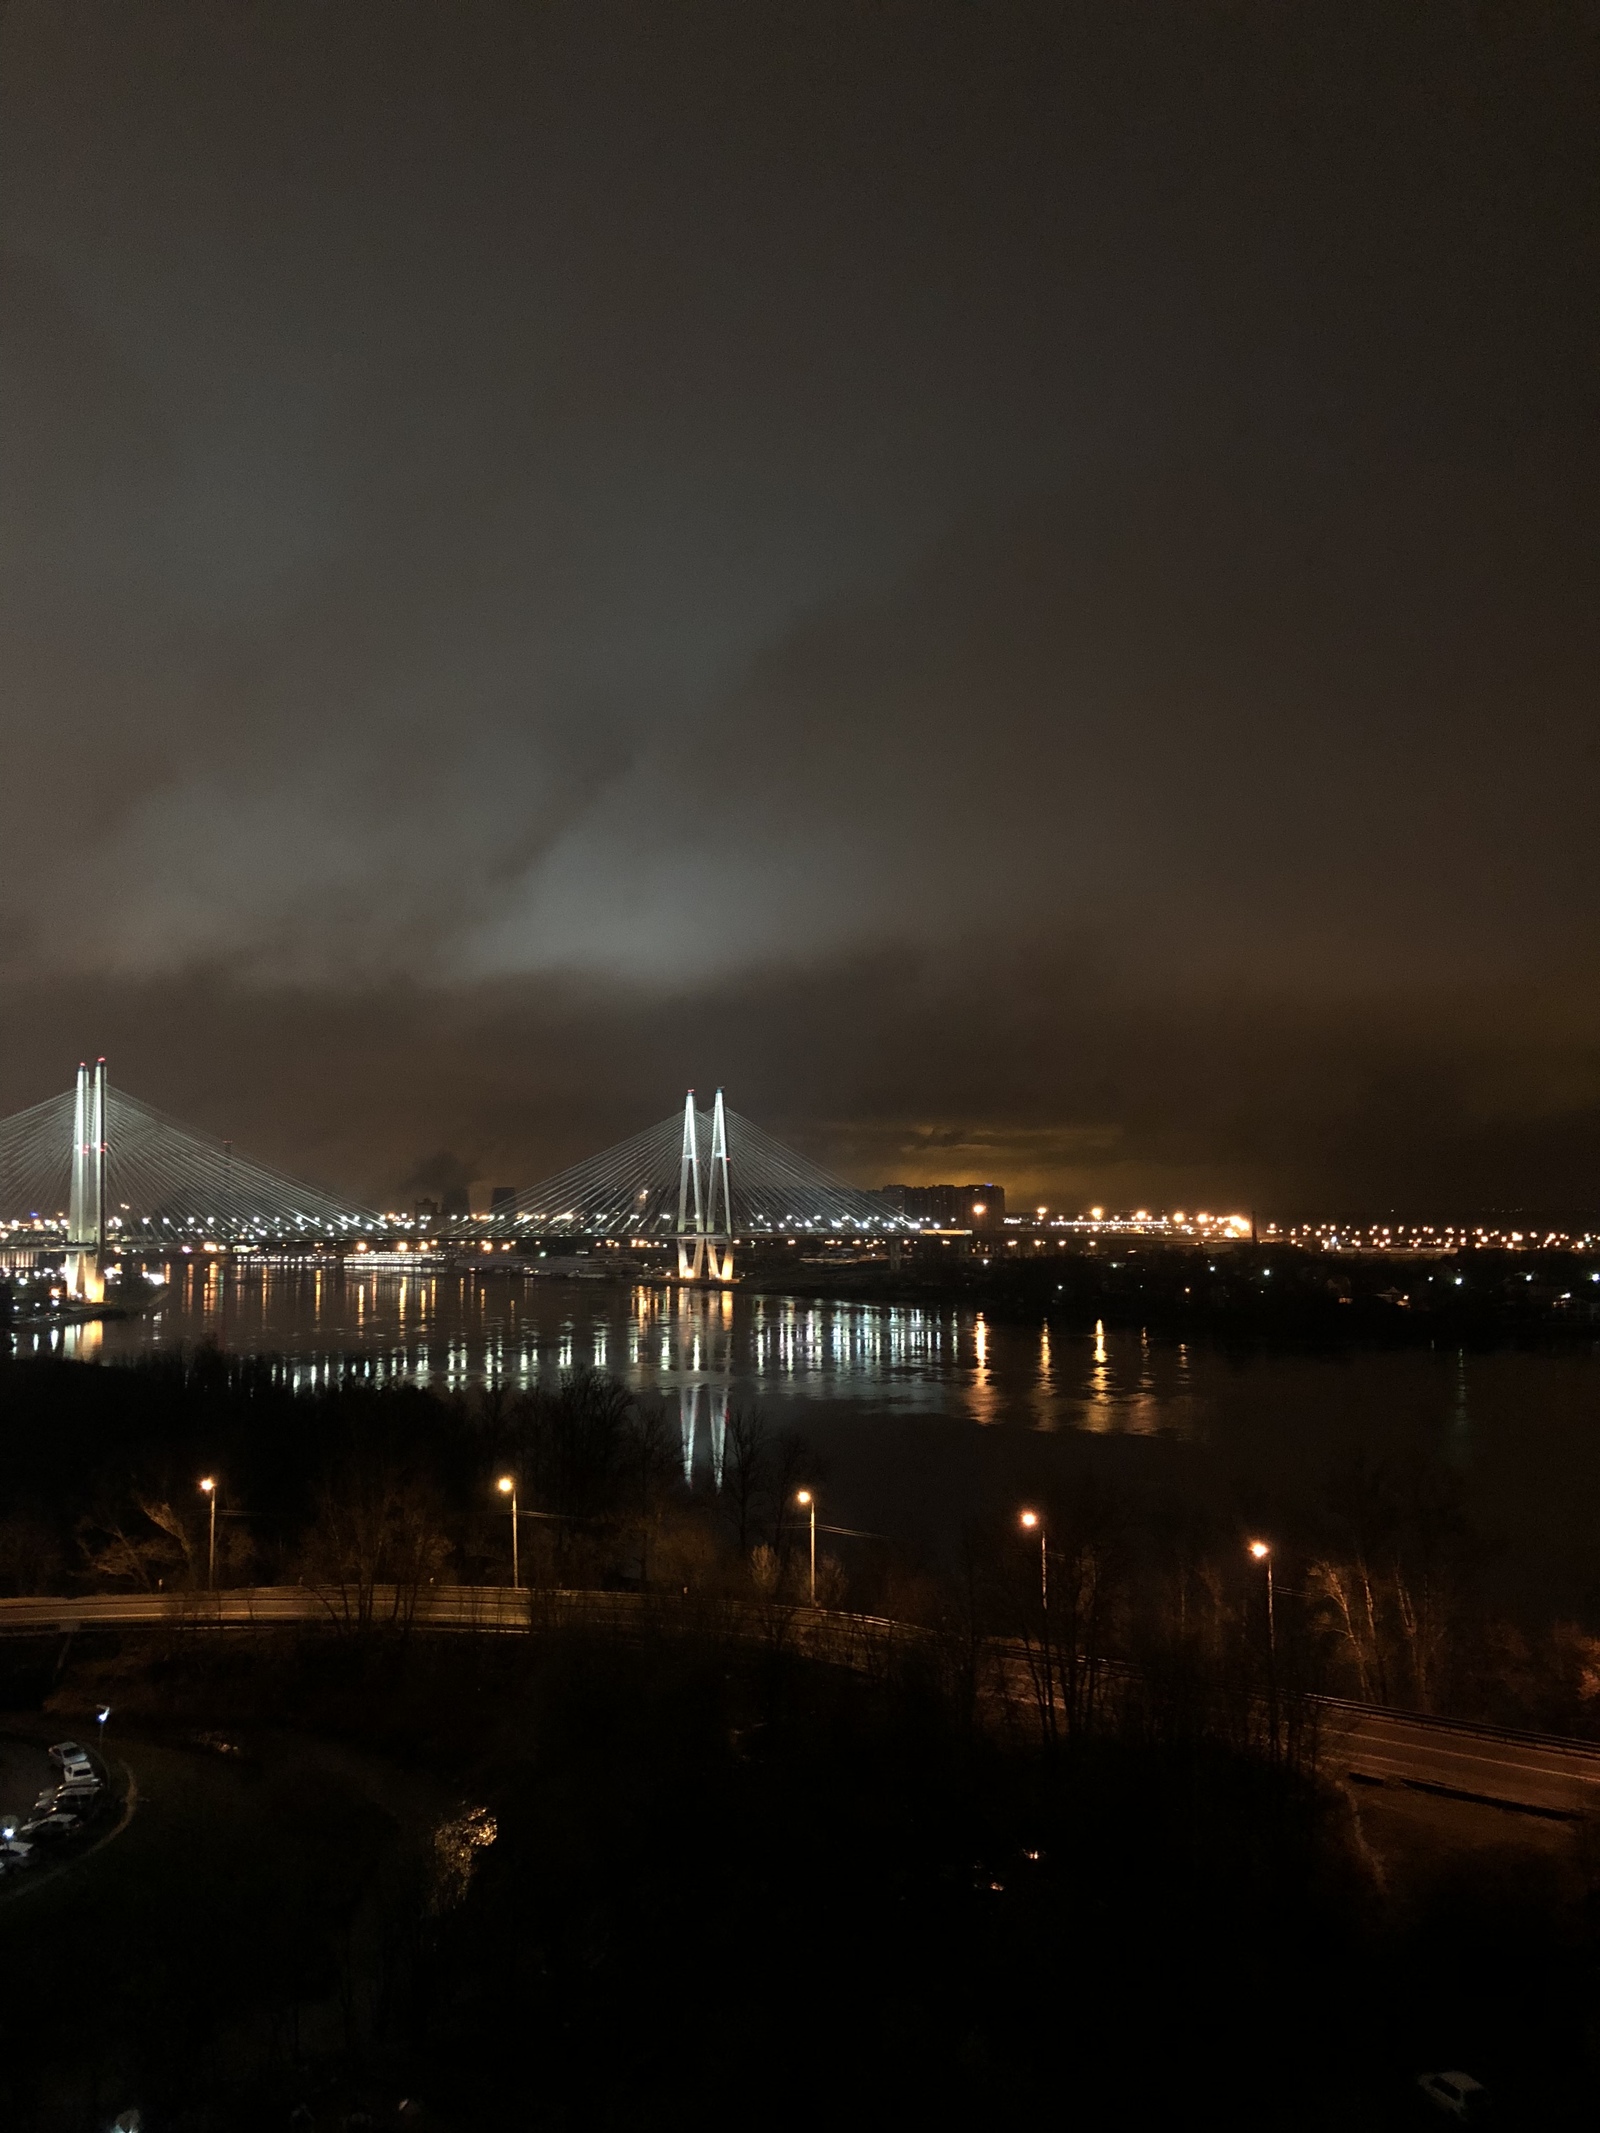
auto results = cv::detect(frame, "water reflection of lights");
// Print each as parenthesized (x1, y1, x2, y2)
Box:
(62, 1319, 102, 1361)
(19, 1273, 1213, 1442)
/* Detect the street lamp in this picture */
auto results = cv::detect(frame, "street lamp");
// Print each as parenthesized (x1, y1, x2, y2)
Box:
(1020, 1509, 1047, 1610)
(796, 1489, 817, 1605)
(1247, 1539, 1275, 1648)
(95, 1703, 111, 1750)
(496, 1475, 519, 1589)
(1020, 1508, 1057, 1745)
(1248, 1539, 1279, 1759)
(199, 1477, 217, 1590)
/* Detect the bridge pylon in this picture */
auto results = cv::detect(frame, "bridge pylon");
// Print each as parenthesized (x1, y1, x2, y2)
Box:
(674, 1087, 735, 1284)
(65, 1058, 107, 1302)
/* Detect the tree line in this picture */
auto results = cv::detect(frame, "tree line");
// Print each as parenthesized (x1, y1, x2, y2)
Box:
(0, 1346, 1597, 1738)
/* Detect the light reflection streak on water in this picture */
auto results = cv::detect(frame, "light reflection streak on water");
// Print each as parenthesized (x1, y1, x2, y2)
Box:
(17, 1263, 1217, 1441)
(970, 1312, 1000, 1427)
(1449, 1346, 1472, 1465)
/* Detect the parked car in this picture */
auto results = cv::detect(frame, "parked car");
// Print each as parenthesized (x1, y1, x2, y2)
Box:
(49, 1741, 93, 1777)
(19, 1814, 79, 1842)
(31, 1778, 99, 1818)
(1417, 2071, 1490, 2121)
(0, 1838, 34, 1865)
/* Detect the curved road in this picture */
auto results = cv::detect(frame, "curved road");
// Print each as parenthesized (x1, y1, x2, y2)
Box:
(4, 1586, 1598, 1817)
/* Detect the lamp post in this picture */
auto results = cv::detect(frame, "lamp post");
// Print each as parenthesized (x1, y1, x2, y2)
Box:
(796, 1489, 817, 1605)
(1248, 1539, 1279, 1759)
(1020, 1508, 1056, 1746)
(199, 1476, 217, 1590)
(497, 1476, 519, 1589)
(1020, 1509, 1047, 1611)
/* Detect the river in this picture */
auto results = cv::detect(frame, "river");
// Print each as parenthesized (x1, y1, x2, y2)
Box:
(17, 1258, 1600, 1618)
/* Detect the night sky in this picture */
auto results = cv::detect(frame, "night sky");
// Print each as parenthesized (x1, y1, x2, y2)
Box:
(3, 1, 1598, 1214)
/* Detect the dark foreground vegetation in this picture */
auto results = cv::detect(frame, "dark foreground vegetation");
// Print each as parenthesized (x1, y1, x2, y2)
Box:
(2, 1356, 1600, 2123)
(3, 1614, 1600, 2131)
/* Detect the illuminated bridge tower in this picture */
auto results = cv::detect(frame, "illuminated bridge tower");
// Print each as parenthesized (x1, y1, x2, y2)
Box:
(66, 1058, 107, 1302)
(675, 1087, 735, 1284)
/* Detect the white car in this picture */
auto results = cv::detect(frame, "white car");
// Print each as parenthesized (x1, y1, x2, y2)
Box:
(1417, 2071, 1490, 2121)
(49, 1742, 93, 1777)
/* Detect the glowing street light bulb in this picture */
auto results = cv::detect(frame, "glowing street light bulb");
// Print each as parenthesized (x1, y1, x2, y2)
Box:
(1248, 1539, 1269, 1560)
(1019, 1510, 1040, 1530)
(496, 1476, 513, 1495)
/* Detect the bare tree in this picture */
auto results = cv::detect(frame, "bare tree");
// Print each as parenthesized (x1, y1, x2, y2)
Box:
(1005, 1472, 1127, 1748)
(1307, 1452, 1469, 1712)
(301, 1459, 451, 1633)
(77, 1496, 198, 1591)
(720, 1405, 771, 1555)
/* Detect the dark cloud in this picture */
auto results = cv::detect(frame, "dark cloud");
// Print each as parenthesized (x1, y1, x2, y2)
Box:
(2, 0, 1598, 1210)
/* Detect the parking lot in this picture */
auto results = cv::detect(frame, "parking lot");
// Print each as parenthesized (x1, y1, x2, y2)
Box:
(0, 1732, 114, 1884)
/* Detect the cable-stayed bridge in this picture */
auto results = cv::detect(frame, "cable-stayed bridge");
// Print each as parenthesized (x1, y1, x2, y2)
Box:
(494, 1089, 909, 1280)
(0, 1060, 379, 1297)
(1, 1067, 904, 1294)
